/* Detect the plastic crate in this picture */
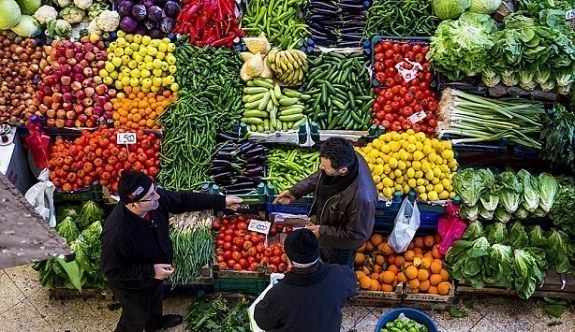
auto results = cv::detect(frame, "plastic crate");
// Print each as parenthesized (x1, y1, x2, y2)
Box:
(213, 277, 266, 295)
(53, 183, 103, 202)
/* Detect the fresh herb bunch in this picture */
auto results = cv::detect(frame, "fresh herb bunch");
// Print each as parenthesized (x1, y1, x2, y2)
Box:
(184, 295, 251, 332)
(540, 104, 575, 171)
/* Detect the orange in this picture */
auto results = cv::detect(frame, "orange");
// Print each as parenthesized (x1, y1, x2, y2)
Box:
(379, 243, 394, 255)
(429, 274, 442, 286)
(354, 253, 365, 266)
(369, 279, 380, 291)
(381, 271, 395, 284)
(428, 285, 438, 294)
(372, 264, 383, 273)
(413, 247, 424, 256)
(419, 280, 431, 292)
(424, 235, 436, 247)
(417, 269, 430, 281)
(362, 266, 371, 276)
(420, 258, 432, 270)
(394, 256, 405, 268)
(370, 272, 380, 281)
(355, 271, 366, 280)
(370, 233, 384, 247)
(431, 245, 442, 259)
(430, 261, 442, 274)
(357, 243, 366, 253)
(405, 266, 418, 279)
(404, 250, 415, 262)
(408, 278, 420, 290)
(375, 254, 386, 266)
(365, 241, 375, 252)
(438, 281, 451, 295)
(414, 236, 424, 248)
(359, 276, 371, 289)
(440, 269, 450, 281)
(396, 272, 407, 283)
(381, 283, 394, 292)
(387, 264, 399, 275)
(387, 254, 396, 265)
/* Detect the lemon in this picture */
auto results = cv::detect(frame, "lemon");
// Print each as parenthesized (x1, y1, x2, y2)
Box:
(434, 183, 444, 193)
(396, 177, 404, 184)
(434, 155, 443, 165)
(394, 169, 403, 178)
(403, 184, 411, 193)
(383, 132, 392, 142)
(368, 157, 376, 164)
(382, 177, 393, 187)
(395, 184, 403, 192)
(426, 183, 434, 192)
(389, 172, 395, 180)
(441, 149, 454, 160)
(373, 164, 384, 176)
(406, 168, 415, 178)
(373, 175, 381, 183)
(408, 178, 417, 188)
(433, 167, 442, 178)
(421, 161, 431, 172)
(413, 151, 424, 161)
(425, 170, 435, 181)
(397, 160, 407, 170)
(441, 178, 451, 188)
(439, 191, 449, 200)
(431, 178, 440, 185)
(407, 135, 416, 143)
(383, 187, 393, 198)
(422, 145, 432, 155)
(415, 141, 424, 151)
(392, 132, 402, 141)
(449, 192, 456, 199)
(383, 164, 391, 174)
(376, 157, 384, 165)
(381, 144, 391, 154)
(398, 149, 408, 161)
(419, 192, 428, 201)
(428, 191, 439, 201)
(416, 185, 426, 193)
(376, 182, 384, 191)
(369, 149, 379, 158)
(416, 179, 425, 186)
(415, 170, 424, 179)
(388, 157, 398, 169)
(411, 160, 421, 170)
(415, 132, 426, 141)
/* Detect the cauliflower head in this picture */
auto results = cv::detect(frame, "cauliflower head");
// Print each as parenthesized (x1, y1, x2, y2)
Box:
(60, 5, 85, 24)
(73, 0, 93, 10)
(95, 10, 119, 32)
(33, 5, 58, 24)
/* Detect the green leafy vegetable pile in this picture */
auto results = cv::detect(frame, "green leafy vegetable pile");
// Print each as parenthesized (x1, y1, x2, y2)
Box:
(540, 104, 575, 173)
(184, 295, 251, 332)
(549, 177, 575, 237)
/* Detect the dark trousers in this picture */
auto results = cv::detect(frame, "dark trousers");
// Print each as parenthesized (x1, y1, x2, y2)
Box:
(112, 282, 163, 332)
(321, 246, 355, 269)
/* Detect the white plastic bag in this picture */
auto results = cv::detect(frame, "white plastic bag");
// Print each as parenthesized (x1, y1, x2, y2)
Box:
(24, 169, 56, 227)
(388, 197, 420, 253)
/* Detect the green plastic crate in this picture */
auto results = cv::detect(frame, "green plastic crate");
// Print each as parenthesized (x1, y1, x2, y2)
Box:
(53, 183, 103, 202)
(213, 278, 266, 295)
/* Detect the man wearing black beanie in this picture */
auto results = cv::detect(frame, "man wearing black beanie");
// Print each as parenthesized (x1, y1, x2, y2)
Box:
(101, 170, 243, 332)
(254, 229, 356, 332)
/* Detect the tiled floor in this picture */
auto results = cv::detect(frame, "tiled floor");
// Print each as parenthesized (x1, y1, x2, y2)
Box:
(1, 264, 573, 332)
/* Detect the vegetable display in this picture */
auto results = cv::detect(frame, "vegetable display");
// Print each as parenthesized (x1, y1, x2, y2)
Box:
(357, 130, 457, 201)
(437, 88, 545, 149)
(102, 31, 178, 93)
(158, 44, 242, 190)
(306, 0, 368, 48)
(372, 40, 438, 134)
(35, 37, 115, 128)
(184, 295, 251, 332)
(173, 0, 242, 47)
(549, 177, 575, 238)
(364, 0, 439, 39)
(241, 78, 309, 133)
(304, 52, 372, 130)
(210, 140, 267, 194)
(355, 233, 452, 295)
(265, 147, 319, 193)
(241, 0, 308, 50)
(48, 128, 161, 191)
(540, 104, 575, 172)
(0, 32, 43, 125)
(117, 0, 180, 37)
(379, 313, 429, 332)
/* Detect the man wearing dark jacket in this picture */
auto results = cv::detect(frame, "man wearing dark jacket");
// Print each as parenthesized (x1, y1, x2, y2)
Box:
(100, 170, 242, 332)
(254, 228, 356, 332)
(275, 137, 377, 267)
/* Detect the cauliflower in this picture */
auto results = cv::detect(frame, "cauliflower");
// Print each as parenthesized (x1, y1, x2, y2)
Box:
(87, 2, 108, 20)
(46, 19, 72, 39)
(95, 10, 119, 32)
(73, 0, 92, 10)
(60, 5, 85, 24)
(33, 5, 58, 24)
(87, 19, 101, 35)
(56, 0, 71, 7)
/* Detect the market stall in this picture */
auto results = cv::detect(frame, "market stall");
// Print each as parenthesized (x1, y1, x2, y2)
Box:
(1, 0, 575, 329)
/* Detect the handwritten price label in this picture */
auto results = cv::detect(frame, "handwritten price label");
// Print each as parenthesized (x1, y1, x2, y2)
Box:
(248, 219, 271, 234)
(117, 133, 137, 144)
(408, 111, 427, 124)
(566, 9, 575, 20)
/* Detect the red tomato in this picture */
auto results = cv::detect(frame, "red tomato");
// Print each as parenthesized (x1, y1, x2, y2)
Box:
(249, 262, 259, 271)
(243, 241, 253, 249)
(233, 263, 242, 271)
(232, 251, 242, 261)
(218, 262, 227, 270)
(233, 237, 244, 247)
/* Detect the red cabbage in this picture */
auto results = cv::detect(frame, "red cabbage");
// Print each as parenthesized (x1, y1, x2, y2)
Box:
(160, 17, 174, 34)
(118, 0, 134, 17)
(150, 29, 163, 39)
(147, 5, 163, 22)
(135, 25, 147, 35)
(131, 3, 147, 21)
(143, 19, 156, 30)
(164, 1, 180, 17)
(119, 16, 138, 33)
(153, 0, 166, 6)
(142, 0, 154, 8)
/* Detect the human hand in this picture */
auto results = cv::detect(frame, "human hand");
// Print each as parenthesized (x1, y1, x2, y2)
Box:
(273, 190, 296, 205)
(305, 225, 320, 237)
(225, 196, 243, 211)
(153, 264, 174, 280)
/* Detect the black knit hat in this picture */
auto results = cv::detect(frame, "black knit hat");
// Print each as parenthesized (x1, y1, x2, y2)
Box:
(284, 228, 320, 264)
(118, 170, 153, 203)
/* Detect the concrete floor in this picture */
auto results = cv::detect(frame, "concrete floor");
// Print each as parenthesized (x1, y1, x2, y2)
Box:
(1, 264, 573, 332)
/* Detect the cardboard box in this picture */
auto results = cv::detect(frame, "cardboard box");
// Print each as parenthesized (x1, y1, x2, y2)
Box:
(266, 212, 311, 246)
(0, 128, 35, 195)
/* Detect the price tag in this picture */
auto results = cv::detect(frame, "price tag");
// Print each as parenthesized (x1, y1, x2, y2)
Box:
(408, 111, 427, 124)
(395, 59, 423, 83)
(248, 219, 271, 235)
(566, 9, 575, 20)
(117, 132, 137, 144)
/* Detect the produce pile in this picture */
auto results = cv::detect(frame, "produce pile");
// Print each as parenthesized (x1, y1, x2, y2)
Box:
(355, 233, 452, 295)
(379, 313, 430, 332)
(305, 0, 368, 48)
(34, 201, 107, 290)
(364, 0, 439, 39)
(48, 128, 161, 191)
(184, 295, 250, 331)
(111, 87, 176, 129)
(0, 32, 43, 125)
(453, 168, 558, 222)
(372, 39, 438, 134)
(357, 130, 457, 201)
(304, 52, 373, 130)
(265, 147, 319, 193)
(117, 0, 180, 38)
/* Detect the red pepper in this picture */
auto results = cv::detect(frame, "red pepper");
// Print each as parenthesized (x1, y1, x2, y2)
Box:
(210, 34, 236, 47)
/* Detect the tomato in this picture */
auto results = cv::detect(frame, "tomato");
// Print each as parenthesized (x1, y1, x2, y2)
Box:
(374, 72, 386, 83)
(132, 161, 143, 171)
(243, 241, 253, 250)
(268, 263, 278, 273)
(233, 237, 244, 247)
(128, 152, 138, 163)
(233, 263, 242, 271)
(224, 234, 233, 242)
(278, 263, 287, 272)
(428, 118, 437, 127)
(216, 255, 224, 263)
(281, 254, 288, 263)
(391, 121, 402, 131)
(237, 221, 248, 230)
(232, 251, 242, 261)
(269, 227, 277, 236)
(374, 53, 385, 61)
(412, 123, 422, 133)
(249, 262, 259, 271)
(216, 239, 225, 248)
(137, 153, 147, 163)
(264, 248, 273, 257)
(222, 250, 232, 260)
(218, 262, 227, 270)
(270, 256, 281, 265)
(247, 246, 257, 257)
(384, 49, 394, 59)
(212, 220, 220, 230)
(256, 243, 265, 253)
(374, 62, 384, 72)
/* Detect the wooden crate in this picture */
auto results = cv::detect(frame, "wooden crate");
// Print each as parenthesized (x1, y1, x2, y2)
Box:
(348, 284, 403, 307)
(401, 281, 455, 311)
(48, 287, 113, 300)
(176, 265, 214, 285)
(457, 270, 575, 300)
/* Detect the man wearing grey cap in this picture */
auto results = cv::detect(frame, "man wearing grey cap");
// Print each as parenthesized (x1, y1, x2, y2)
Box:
(254, 228, 356, 332)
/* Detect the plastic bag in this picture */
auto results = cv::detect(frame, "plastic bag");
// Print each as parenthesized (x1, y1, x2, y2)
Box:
(389, 197, 420, 253)
(24, 169, 56, 227)
(437, 203, 467, 254)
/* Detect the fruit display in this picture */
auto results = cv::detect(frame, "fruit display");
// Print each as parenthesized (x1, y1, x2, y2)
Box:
(355, 233, 451, 295)
(266, 48, 308, 85)
(356, 130, 458, 201)
(101, 31, 178, 93)
(48, 128, 161, 192)
(111, 87, 176, 129)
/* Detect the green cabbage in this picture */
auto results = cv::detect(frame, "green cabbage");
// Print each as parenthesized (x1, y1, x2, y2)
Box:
(462, 220, 484, 240)
(486, 222, 507, 244)
(508, 222, 529, 248)
(479, 205, 494, 220)
(79, 200, 105, 230)
(494, 206, 512, 223)
(10, 14, 38, 37)
(432, 0, 470, 20)
(538, 173, 558, 213)
(446, 237, 490, 288)
(0, 0, 21, 29)
(480, 187, 499, 213)
(56, 216, 80, 244)
(469, 0, 501, 14)
(517, 170, 540, 212)
(547, 230, 572, 274)
(453, 168, 495, 206)
(514, 207, 529, 220)
(460, 204, 479, 221)
(15, 0, 40, 14)
(498, 171, 523, 213)
(528, 225, 547, 248)
(485, 244, 514, 288)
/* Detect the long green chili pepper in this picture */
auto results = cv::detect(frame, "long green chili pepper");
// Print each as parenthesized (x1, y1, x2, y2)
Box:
(364, 0, 439, 39)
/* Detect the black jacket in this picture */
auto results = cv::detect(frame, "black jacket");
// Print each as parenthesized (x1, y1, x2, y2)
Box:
(290, 152, 377, 249)
(100, 188, 225, 291)
(254, 263, 356, 332)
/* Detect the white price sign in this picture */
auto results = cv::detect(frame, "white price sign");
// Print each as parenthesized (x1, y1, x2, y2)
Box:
(248, 219, 271, 235)
(117, 132, 137, 144)
(566, 9, 575, 20)
(408, 111, 427, 124)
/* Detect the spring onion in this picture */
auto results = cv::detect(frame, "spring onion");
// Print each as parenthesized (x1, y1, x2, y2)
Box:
(437, 88, 545, 149)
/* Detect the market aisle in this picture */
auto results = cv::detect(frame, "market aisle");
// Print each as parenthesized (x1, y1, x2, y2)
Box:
(1, 264, 573, 332)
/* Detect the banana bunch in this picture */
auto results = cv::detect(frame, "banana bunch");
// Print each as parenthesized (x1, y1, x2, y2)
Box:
(267, 48, 309, 85)
(242, 78, 311, 133)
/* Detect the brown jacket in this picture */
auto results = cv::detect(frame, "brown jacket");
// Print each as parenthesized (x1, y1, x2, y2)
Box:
(290, 152, 377, 249)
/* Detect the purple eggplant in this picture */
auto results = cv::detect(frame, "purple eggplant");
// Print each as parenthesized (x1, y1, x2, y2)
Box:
(117, 0, 134, 17)
(160, 17, 174, 33)
(164, 1, 180, 17)
(131, 4, 147, 21)
(119, 16, 138, 32)
(147, 5, 163, 22)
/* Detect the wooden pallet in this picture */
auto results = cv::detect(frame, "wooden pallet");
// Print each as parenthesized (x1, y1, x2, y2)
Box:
(48, 288, 113, 300)
(402, 281, 455, 311)
(348, 284, 403, 307)
(457, 270, 575, 300)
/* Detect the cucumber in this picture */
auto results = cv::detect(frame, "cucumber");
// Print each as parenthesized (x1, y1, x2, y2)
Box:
(269, 89, 279, 106)
(245, 100, 261, 109)
(243, 117, 264, 124)
(283, 88, 301, 98)
(279, 97, 299, 106)
(280, 105, 305, 115)
(253, 77, 274, 89)
(243, 110, 268, 118)
(279, 114, 304, 122)
(258, 92, 271, 111)
(244, 87, 268, 94)
(245, 92, 266, 103)
(273, 84, 282, 99)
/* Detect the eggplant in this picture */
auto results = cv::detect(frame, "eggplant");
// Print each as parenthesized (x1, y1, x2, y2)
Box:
(339, 3, 366, 11)
(308, 2, 339, 12)
(243, 146, 266, 158)
(340, 33, 363, 41)
(336, 41, 363, 47)
(234, 141, 256, 156)
(308, 8, 336, 16)
(213, 150, 234, 160)
(225, 181, 256, 191)
(212, 159, 237, 168)
(208, 165, 231, 174)
(246, 154, 266, 164)
(216, 132, 240, 142)
(244, 167, 264, 176)
(211, 171, 235, 180)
